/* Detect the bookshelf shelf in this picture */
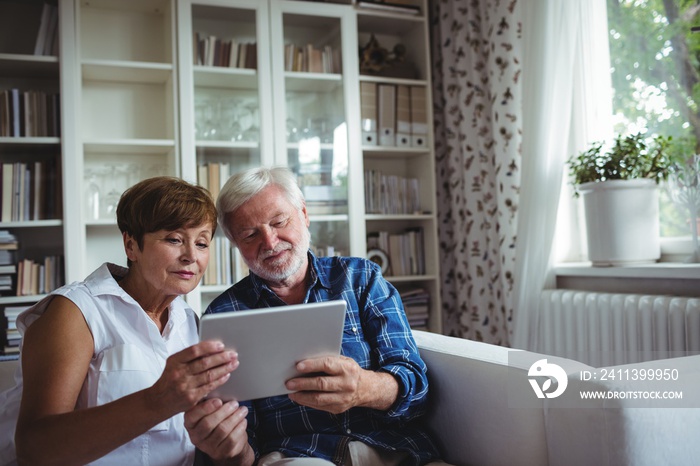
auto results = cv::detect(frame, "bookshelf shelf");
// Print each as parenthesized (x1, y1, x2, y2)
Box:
(308, 214, 350, 222)
(194, 67, 257, 89)
(285, 72, 343, 93)
(365, 213, 434, 221)
(0, 138, 60, 147)
(358, 75, 428, 87)
(83, 139, 176, 154)
(195, 140, 258, 150)
(81, 60, 174, 83)
(362, 146, 428, 157)
(0, 54, 59, 78)
(0, 220, 62, 228)
(0, 294, 48, 305)
(357, 10, 424, 24)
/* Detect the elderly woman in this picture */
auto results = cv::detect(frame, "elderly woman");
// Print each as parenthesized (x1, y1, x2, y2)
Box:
(0, 177, 248, 466)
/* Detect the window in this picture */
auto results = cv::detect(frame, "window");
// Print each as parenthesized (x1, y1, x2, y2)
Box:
(607, 0, 698, 249)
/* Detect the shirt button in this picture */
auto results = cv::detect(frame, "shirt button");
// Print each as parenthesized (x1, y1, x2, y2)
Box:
(352, 327, 357, 333)
(346, 428, 352, 434)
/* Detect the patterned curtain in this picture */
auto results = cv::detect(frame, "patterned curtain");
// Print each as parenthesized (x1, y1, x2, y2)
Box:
(430, 0, 522, 345)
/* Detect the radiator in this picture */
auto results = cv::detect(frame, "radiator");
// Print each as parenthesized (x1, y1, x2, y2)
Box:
(537, 289, 700, 367)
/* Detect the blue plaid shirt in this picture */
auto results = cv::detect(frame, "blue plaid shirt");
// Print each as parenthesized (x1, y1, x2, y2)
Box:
(205, 252, 440, 465)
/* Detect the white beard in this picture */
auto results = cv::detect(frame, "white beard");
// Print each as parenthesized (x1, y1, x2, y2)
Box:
(248, 224, 310, 283)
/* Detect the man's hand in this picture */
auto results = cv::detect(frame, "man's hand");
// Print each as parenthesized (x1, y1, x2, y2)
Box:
(285, 356, 399, 414)
(185, 398, 254, 466)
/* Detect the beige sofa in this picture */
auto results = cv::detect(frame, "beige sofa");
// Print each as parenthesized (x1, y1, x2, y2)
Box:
(413, 330, 700, 466)
(2, 331, 700, 465)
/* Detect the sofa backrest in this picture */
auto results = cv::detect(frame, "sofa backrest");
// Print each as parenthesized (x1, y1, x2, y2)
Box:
(413, 330, 550, 466)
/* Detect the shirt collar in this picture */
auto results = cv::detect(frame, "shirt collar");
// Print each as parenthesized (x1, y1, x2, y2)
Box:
(84, 262, 129, 297)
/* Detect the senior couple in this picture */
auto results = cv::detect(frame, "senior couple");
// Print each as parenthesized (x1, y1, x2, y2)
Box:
(0, 167, 451, 466)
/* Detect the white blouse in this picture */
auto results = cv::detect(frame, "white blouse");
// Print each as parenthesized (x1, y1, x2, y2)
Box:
(0, 263, 199, 466)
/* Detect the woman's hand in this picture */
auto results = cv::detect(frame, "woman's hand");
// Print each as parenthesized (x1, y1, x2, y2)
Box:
(185, 398, 254, 466)
(147, 340, 239, 418)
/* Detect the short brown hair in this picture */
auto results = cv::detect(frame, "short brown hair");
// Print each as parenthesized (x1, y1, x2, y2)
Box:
(117, 176, 217, 254)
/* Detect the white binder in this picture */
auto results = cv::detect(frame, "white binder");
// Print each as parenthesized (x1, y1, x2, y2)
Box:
(378, 84, 396, 146)
(360, 81, 378, 145)
(410, 86, 428, 147)
(396, 84, 411, 147)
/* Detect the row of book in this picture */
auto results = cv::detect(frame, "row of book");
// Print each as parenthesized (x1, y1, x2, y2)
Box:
(284, 44, 341, 74)
(364, 170, 421, 215)
(400, 288, 430, 330)
(360, 82, 428, 148)
(0, 89, 61, 138)
(2, 305, 28, 356)
(194, 33, 257, 69)
(196, 162, 249, 287)
(16, 256, 64, 297)
(33, 2, 59, 56)
(1, 160, 62, 222)
(197, 161, 230, 203)
(367, 227, 425, 276)
(202, 236, 249, 287)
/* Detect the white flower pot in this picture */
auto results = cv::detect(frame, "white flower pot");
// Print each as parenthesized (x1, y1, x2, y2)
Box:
(579, 179, 660, 266)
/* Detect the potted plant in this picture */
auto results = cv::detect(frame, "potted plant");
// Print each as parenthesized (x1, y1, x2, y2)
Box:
(566, 132, 675, 266)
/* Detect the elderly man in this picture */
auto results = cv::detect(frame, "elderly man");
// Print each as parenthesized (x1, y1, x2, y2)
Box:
(186, 167, 448, 466)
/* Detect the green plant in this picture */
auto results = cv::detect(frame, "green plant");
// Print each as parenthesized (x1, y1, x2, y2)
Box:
(566, 132, 677, 196)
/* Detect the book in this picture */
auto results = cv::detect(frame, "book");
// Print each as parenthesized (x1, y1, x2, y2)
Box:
(33, 2, 53, 56)
(42, 3, 59, 56)
(0, 91, 9, 137)
(10, 89, 21, 137)
(1, 163, 13, 222)
(228, 39, 239, 68)
(0, 230, 18, 250)
(197, 164, 209, 191)
(245, 43, 257, 70)
(0, 250, 15, 265)
(207, 163, 220, 201)
(237, 43, 247, 69)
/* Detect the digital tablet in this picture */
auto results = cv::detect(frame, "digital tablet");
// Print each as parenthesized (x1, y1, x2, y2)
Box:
(198, 300, 347, 402)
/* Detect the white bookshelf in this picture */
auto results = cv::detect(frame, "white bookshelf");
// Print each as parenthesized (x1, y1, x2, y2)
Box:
(0, 1, 70, 316)
(1, 0, 442, 334)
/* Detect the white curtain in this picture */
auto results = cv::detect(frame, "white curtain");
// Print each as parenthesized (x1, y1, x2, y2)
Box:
(512, 0, 613, 351)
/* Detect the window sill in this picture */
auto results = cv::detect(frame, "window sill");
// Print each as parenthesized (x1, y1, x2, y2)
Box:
(553, 262, 700, 297)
